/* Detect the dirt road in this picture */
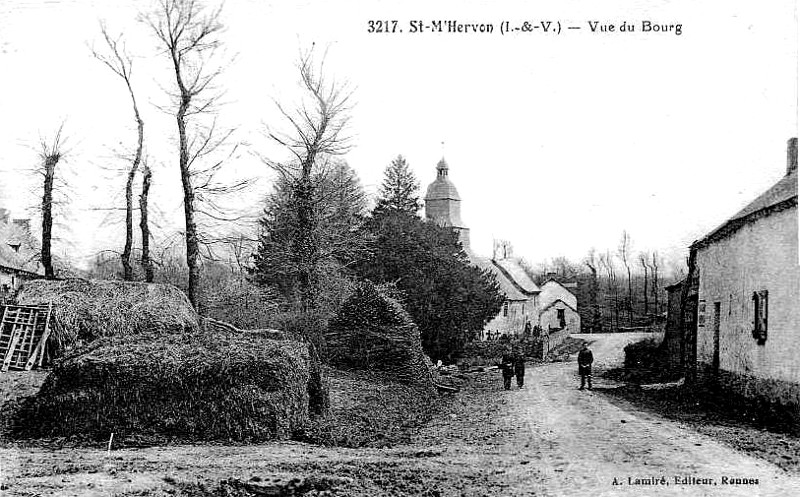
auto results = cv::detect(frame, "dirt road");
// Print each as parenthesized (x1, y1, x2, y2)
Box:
(2, 333, 799, 496)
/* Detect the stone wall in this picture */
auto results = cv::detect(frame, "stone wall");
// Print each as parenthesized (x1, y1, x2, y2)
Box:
(695, 205, 800, 402)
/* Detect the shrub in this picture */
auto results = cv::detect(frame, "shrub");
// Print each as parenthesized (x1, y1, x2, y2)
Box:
(325, 281, 433, 388)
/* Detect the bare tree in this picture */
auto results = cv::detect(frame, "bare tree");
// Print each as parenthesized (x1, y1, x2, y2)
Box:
(139, 161, 154, 282)
(144, 0, 243, 308)
(618, 230, 633, 326)
(260, 47, 354, 312)
(583, 248, 601, 333)
(599, 250, 619, 331)
(651, 251, 661, 314)
(493, 239, 513, 260)
(37, 126, 66, 280)
(639, 252, 649, 317)
(92, 24, 145, 281)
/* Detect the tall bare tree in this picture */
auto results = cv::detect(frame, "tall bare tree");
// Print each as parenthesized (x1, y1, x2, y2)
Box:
(139, 161, 154, 282)
(618, 230, 633, 326)
(639, 252, 649, 317)
(144, 0, 238, 308)
(261, 48, 353, 312)
(583, 248, 601, 333)
(37, 126, 66, 280)
(92, 24, 145, 281)
(651, 250, 661, 314)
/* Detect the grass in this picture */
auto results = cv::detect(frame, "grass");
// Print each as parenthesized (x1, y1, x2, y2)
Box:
(301, 367, 445, 448)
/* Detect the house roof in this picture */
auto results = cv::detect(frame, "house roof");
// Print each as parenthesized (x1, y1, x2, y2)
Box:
(469, 255, 539, 301)
(540, 277, 577, 292)
(0, 220, 41, 276)
(541, 298, 577, 314)
(694, 170, 797, 249)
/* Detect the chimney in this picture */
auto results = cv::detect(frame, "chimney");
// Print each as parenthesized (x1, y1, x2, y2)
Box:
(788, 137, 798, 176)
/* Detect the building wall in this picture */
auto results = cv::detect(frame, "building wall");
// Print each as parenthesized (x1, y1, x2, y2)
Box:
(539, 302, 581, 334)
(482, 299, 535, 338)
(695, 205, 800, 404)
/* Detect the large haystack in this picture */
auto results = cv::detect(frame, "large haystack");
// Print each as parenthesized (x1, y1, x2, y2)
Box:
(325, 282, 434, 389)
(16, 279, 199, 353)
(13, 331, 321, 442)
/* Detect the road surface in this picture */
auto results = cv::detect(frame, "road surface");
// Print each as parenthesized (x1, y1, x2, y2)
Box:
(2, 333, 799, 496)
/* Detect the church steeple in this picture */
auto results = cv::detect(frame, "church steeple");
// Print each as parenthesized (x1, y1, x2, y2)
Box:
(436, 157, 449, 177)
(424, 156, 470, 250)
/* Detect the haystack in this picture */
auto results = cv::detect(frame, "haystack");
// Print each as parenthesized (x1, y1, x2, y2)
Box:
(13, 331, 321, 442)
(15, 279, 199, 354)
(325, 281, 434, 389)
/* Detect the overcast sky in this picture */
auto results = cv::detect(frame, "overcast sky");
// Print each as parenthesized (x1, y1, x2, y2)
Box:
(0, 0, 797, 272)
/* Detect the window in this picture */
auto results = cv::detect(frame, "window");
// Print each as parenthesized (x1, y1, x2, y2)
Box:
(557, 309, 566, 329)
(503, 301, 509, 317)
(752, 290, 768, 344)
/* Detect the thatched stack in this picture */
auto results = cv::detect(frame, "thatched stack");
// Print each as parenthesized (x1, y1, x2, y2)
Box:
(16, 279, 199, 354)
(13, 331, 318, 442)
(325, 282, 434, 389)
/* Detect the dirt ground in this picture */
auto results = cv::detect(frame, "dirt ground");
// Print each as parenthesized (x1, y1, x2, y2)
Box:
(3, 333, 800, 496)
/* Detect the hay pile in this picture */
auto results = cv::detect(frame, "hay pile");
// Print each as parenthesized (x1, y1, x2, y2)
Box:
(16, 279, 199, 353)
(13, 331, 320, 442)
(325, 282, 434, 389)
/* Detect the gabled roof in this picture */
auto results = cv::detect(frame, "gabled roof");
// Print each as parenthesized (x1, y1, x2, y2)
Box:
(540, 277, 577, 292)
(541, 298, 577, 314)
(469, 255, 539, 301)
(694, 170, 797, 249)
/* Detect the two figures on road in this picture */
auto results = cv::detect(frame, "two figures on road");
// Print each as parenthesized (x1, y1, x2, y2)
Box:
(500, 347, 525, 390)
(578, 342, 594, 390)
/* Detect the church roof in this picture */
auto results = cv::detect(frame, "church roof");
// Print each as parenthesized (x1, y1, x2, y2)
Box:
(469, 255, 539, 301)
(424, 157, 461, 201)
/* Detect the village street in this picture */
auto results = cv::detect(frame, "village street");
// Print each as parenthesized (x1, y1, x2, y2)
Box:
(2, 333, 800, 496)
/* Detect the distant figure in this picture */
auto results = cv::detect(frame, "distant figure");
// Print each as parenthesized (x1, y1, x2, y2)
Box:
(524, 321, 532, 337)
(578, 343, 594, 390)
(500, 349, 515, 390)
(513, 347, 526, 388)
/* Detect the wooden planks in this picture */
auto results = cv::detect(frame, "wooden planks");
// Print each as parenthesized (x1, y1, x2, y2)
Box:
(1, 304, 53, 372)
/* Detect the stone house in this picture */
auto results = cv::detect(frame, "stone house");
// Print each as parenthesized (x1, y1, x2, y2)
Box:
(539, 278, 581, 334)
(423, 157, 579, 341)
(690, 137, 799, 405)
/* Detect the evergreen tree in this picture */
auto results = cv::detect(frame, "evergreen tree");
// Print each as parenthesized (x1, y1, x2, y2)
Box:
(374, 155, 421, 216)
(252, 161, 367, 310)
(354, 211, 504, 362)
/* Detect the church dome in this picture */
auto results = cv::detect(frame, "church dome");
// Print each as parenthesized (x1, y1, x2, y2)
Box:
(424, 157, 461, 201)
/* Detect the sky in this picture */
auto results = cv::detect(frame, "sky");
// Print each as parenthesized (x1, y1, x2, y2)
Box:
(0, 0, 797, 273)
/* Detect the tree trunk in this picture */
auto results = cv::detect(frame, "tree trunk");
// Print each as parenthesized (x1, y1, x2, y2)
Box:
(642, 261, 649, 317)
(41, 158, 56, 279)
(139, 165, 154, 282)
(177, 101, 200, 309)
(121, 80, 144, 281)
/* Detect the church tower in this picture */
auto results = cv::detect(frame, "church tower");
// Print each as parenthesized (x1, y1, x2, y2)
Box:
(424, 157, 470, 250)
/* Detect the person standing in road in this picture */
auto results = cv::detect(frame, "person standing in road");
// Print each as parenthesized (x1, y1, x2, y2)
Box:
(578, 342, 594, 390)
(500, 348, 515, 390)
(513, 346, 526, 389)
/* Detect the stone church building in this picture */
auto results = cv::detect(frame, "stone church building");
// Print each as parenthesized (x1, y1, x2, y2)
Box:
(424, 157, 580, 340)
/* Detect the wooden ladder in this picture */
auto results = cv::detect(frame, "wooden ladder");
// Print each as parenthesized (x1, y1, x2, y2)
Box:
(0, 304, 53, 372)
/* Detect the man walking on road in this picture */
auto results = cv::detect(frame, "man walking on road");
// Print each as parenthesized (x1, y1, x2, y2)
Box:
(578, 342, 593, 390)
